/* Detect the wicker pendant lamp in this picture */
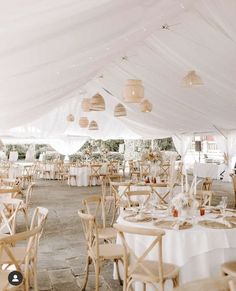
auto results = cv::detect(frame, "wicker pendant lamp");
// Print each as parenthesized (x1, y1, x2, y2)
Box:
(123, 79, 144, 103)
(182, 70, 203, 87)
(88, 120, 99, 130)
(81, 98, 91, 112)
(90, 93, 105, 111)
(140, 99, 152, 112)
(79, 117, 89, 128)
(114, 103, 127, 117)
(66, 114, 75, 122)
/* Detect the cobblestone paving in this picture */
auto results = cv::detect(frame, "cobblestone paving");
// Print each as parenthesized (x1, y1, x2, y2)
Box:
(26, 179, 234, 290)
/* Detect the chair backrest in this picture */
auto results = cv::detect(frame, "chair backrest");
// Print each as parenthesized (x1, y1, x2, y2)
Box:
(159, 162, 170, 182)
(126, 190, 151, 207)
(201, 177, 213, 191)
(110, 181, 131, 201)
(82, 195, 105, 228)
(0, 198, 23, 234)
(108, 161, 119, 175)
(231, 175, 236, 193)
(90, 165, 102, 176)
(114, 224, 165, 290)
(30, 207, 48, 239)
(25, 183, 34, 208)
(78, 210, 99, 259)
(0, 224, 42, 290)
(140, 163, 151, 177)
(196, 190, 213, 206)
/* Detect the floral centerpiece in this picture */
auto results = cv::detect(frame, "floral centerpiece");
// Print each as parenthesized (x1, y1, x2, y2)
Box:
(82, 148, 92, 162)
(171, 192, 199, 218)
(142, 148, 162, 163)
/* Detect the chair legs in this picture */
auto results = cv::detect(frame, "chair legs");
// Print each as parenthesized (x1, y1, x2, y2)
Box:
(115, 259, 123, 286)
(172, 274, 180, 288)
(22, 208, 29, 230)
(82, 256, 91, 290)
(95, 261, 100, 291)
(33, 257, 38, 291)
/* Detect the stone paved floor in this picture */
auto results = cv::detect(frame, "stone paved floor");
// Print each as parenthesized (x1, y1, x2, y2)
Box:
(24, 179, 235, 290)
(30, 180, 122, 291)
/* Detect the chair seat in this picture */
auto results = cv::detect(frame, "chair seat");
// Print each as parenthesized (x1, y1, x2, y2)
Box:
(0, 271, 10, 290)
(222, 261, 236, 276)
(131, 260, 179, 283)
(97, 244, 124, 260)
(174, 276, 235, 291)
(1, 247, 27, 264)
(98, 227, 117, 240)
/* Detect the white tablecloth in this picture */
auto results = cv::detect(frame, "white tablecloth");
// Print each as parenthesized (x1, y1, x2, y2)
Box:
(39, 164, 55, 179)
(116, 215, 236, 290)
(193, 162, 226, 179)
(68, 164, 107, 186)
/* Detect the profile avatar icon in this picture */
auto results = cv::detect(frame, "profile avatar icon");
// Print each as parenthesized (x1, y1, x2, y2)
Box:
(8, 271, 23, 286)
(12, 274, 19, 282)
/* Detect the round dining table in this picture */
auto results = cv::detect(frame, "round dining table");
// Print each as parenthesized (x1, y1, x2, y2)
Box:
(115, 211, 236, 290)
(68, 164, 107, 186)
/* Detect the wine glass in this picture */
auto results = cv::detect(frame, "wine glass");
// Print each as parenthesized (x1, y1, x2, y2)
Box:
(219, 196, 228, 217)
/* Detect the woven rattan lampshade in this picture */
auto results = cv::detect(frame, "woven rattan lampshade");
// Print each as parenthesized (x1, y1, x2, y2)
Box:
(90, 93, 105, 111)
(182, 70, 203, 87)
(140, 99, 152, 112)
(81, 98, 91, 112)
(114, 103, 127, 117)
(79, 117, 89, 128)
(66, 114, 75, 122)
(123, 79, 144, 103)
(88, 120, 99, 130)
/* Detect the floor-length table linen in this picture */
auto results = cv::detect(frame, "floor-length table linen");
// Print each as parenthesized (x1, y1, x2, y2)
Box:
(115, 216, 236, 290)
(193, 162, 226, 179)
(68, 164, 107, 186)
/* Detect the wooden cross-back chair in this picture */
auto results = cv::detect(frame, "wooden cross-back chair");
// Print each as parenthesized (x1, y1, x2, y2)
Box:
(140, 163, 151, 179)
(78, 210, 123, 291)
(159, 162, 170, 183)
(114, 224, 180, 291)
(201, 177, 213, 191)
(108, 161, 119, 175)
(230, 174, 236, 208)
(129, 160, 140, 180)
(107, 161, 123, 183)
(82, 195, 116, 242)
(21, 165, 36, 185)
(195, 190, 213, 207)
(89, 165, 102, 186)
(58, 163, 70, 181)
(0, 198, 23, 235)
(106, 181, 131, 224)
(0, 224, 43, 291)
(68, 165, 77, 186)
(125, 190, 151, 208)
(0, 207, 48, 291)
(150, 183, 171, 205)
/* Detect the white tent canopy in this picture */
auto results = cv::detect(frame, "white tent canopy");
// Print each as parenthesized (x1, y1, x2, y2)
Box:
(1, 0, 236, 150)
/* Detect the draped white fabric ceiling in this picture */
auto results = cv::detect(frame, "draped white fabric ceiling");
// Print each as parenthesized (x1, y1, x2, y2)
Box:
(1, 0, 236, 142)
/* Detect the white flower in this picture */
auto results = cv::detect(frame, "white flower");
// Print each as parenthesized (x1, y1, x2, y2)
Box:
(171, 192, 193, 210)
